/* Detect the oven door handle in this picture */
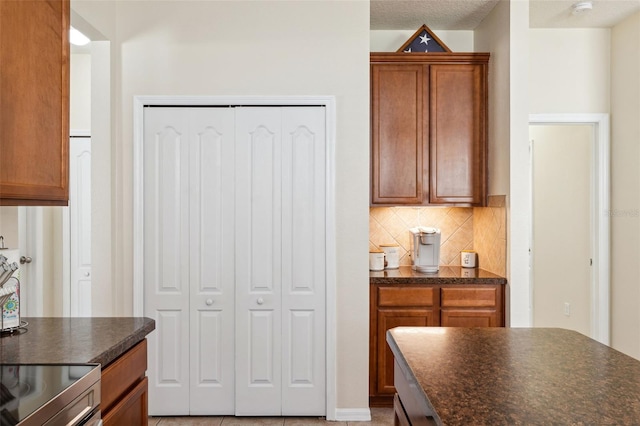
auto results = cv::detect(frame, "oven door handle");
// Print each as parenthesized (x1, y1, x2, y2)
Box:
(65, 406, 92, 426)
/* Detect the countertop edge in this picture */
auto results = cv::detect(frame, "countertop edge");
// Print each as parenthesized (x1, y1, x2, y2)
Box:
(88, 319, 156, 366)
(1, 317, 156, 367)
(386, 328, 442, 425)
(370, 266, 507, 285)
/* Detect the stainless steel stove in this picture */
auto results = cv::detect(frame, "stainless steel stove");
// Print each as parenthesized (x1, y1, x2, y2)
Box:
(0, 364, 101, 426)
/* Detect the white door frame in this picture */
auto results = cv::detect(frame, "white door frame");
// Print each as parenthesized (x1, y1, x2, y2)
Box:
(132, 95, 337, 420)
(529, 113, 610, 345)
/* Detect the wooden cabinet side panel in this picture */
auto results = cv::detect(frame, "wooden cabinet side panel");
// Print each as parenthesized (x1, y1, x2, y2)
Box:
(102, 339, 148, 415)
(429, 64, 486, 205)
(102, 376, 149, 426)
(371, 64, 427, 204)
(0, 0, 69, 204)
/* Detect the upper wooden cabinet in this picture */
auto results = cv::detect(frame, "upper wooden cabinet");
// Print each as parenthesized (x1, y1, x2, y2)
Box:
(0, 0, 70, 206)
(371, 53, 489, 206)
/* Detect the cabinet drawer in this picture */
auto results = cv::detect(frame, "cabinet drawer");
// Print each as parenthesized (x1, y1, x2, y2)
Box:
(378, 287, 434, 307)
(102, 339, 147, 413)
(441, 287, 496, 307)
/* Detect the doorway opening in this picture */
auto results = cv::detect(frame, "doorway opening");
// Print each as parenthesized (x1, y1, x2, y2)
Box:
(529, 113, 610, 345)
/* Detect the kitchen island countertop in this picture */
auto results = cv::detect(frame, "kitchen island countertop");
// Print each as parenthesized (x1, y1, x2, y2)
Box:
(387, 327, 640, 425)
(370, 265, 506, 285)
(0, 317, 155, 366)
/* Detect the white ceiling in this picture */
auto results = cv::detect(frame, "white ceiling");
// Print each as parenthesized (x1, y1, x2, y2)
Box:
(371, 0, 640, 30)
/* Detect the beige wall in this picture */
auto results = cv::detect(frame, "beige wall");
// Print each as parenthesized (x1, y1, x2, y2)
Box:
(474, 0, 530, 327)
(530, 124, 592, 336)
(70, 54, 92, 131)
(529, 28, 611, 113)
(73, 0, 370, 411)
(611, 11, 640, 359)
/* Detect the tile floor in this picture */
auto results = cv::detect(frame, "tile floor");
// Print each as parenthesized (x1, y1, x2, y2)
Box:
(148, 407, 394, 426)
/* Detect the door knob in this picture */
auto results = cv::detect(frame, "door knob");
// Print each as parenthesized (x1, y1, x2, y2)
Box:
(206, 299, 214, 306)
(20, 256, 32, 264)
(257, 297, 264, 305)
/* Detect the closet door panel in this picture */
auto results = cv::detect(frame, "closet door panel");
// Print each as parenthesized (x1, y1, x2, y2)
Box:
(235, 107, 283, 415)
(188, 108, 235, 415)
(281, 107, 326, 415)
(143, 107, 191, 415)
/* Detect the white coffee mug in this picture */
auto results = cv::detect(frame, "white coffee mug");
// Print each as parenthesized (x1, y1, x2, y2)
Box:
(379, 244, 400, 269)
(461, 250, 477, 268)
(369, 251, 385, 271)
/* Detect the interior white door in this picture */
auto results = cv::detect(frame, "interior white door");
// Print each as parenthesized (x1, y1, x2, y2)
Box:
(144, 108, 192, 415)
(280, 107, 326, 415)
(187, 108, 236, 415)
(144, 107, 236, 415)
(144, 105, 326, 416)
(235, 107, 326, 416)
(69, 137, 92, 317)
(234, 107, 284, 415)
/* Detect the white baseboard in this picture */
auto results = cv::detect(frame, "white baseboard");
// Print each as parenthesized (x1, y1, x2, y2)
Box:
(334, 408, 372, 422)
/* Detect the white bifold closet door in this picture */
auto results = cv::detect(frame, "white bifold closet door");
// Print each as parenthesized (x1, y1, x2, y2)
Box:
(143, 106, 326, 416)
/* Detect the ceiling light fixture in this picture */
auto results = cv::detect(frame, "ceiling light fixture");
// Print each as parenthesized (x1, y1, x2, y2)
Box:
(69, 27, 90, 46)
(572, 1, 593, 15)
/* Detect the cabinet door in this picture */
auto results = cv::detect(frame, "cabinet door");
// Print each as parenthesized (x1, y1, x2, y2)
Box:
(376, 309, 437, 396)
(371, 64, 428, 204)
(429, 64, 486, 205)
(0, 0, 69, 205)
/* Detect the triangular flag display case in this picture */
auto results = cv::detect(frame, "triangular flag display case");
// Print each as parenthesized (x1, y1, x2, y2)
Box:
(397, 24, 451, 53)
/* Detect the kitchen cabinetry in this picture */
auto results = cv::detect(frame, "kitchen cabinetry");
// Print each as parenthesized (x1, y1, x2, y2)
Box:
(370, 282, 504, 406)
(440, 286, 502, 327)
(102, 339, 149, 426)
(370, 53, 488, 206)
(0, 0, 70, 205)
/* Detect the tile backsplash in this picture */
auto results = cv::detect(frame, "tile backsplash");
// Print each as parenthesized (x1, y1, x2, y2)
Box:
(369, 196, 507, 275)
(369, 207, 474, 267)
(473, 196, 507, 276)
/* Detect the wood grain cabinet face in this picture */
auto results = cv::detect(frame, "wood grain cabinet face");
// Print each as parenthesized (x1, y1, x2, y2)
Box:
(370, 54, 488, 207)
(0, 0, 70, 205)
(440, 286, 503, 327)
(370, 286, 438, 405)
(102, 339, 149, 426)
(370, 283, 504, 406)
(429, 64, 486, 205)
(371, 64, 427, 204)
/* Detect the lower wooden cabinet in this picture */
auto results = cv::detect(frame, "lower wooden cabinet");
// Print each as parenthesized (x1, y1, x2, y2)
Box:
(370, 284, 504, 406)
(440, 286, 502, 327)
(101, 339, 148, 425)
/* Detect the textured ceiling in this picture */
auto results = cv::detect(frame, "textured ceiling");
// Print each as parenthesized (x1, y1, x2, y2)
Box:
(371, 0, 640, 30)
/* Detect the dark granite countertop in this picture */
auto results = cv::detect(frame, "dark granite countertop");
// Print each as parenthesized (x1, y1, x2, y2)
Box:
(371, 265, 506, 285)
(0, 317, 155, 366)
(387, 327, 640, 425)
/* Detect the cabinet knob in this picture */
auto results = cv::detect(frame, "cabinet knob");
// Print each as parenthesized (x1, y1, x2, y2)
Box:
(206, 298, 213, 306)
(84, 272, 90, 277)
(256, 297, 264, 305)
(20, 256, 32, 264)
